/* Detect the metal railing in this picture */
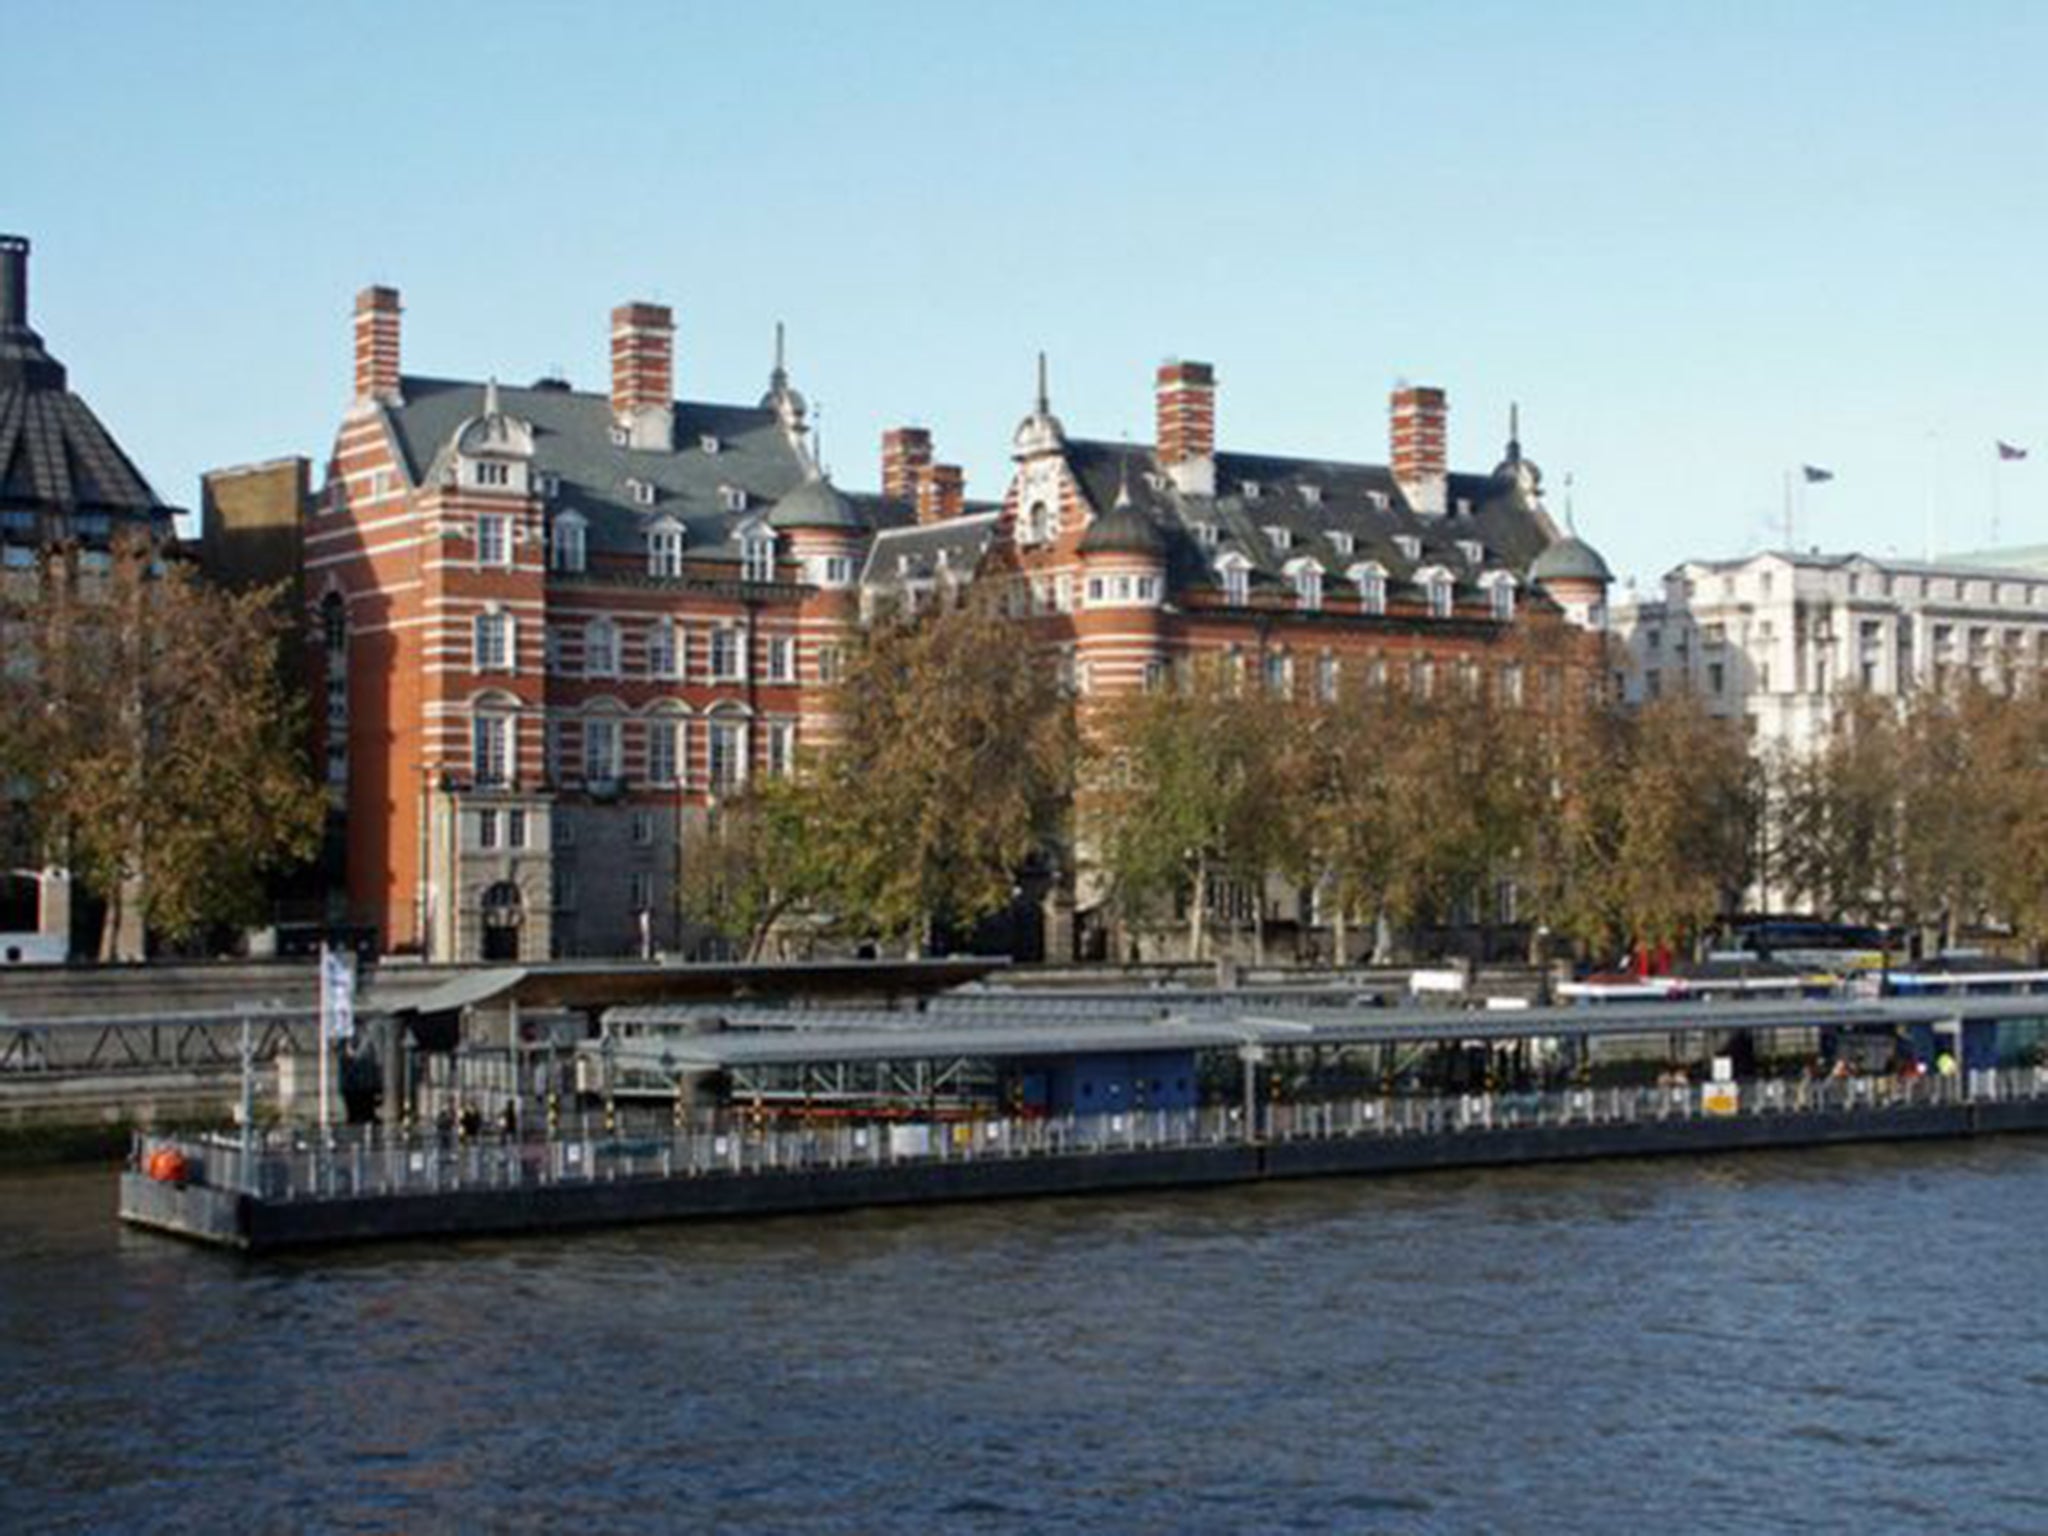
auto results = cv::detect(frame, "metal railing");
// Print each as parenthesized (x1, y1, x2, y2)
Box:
(134, 1066, 2048, 1206)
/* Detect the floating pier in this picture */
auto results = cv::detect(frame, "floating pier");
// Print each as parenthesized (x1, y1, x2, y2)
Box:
(119, 988, 2048, 1252)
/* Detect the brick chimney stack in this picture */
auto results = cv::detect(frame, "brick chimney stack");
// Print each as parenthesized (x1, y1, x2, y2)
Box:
(1390, 385, 1448, 517)
(353, 286, 402, 406)
(611, 301, 675, 450)
(1156, 360, 1216, 497)
(881, 426, 933, 503)
(917, 463, 965, 525)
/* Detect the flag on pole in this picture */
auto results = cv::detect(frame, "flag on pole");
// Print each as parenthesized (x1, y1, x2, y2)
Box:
(321, 945, 356, 1042)
(1801, 465, 1835, 484)
(1998, 441, 2029, 461)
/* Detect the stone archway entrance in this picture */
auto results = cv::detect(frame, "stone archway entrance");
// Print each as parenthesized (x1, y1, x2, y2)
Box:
(480, 880, 523, 962)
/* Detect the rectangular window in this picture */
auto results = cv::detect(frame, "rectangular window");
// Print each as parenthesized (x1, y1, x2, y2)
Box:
(1222, 566, 1249, 606)
(1490, 583, 1515, 621)
(630, 872, 656, 913)
(708, 719, 745, 791)
(583, 718, 618, 783)
(646, 720, 679, 785)
(647, 620, 679, 679)
(1316, 654, 1338, 702)
(648, 527, 683, 578)
(477, 808, 499, 850)
(585, 621, 619, 677)
(474, 611, 509, 671)
(710, 627, 744, 681)
(507, 809, 526, 849)
(742, 537, 775, 584)
(476, 461, 510, 488)
(765, 635, 795, 683)
(817, 645, 844, 684)
(631, 810, 653, 846)
(472, 715, 509, 786)
(540, 718, 564, 783)
(766, 720, 796, 777)
(476, 514, 509, 566)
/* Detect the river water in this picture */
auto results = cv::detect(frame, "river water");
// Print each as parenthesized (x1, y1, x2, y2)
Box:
(4, 1142, 2047, 1534)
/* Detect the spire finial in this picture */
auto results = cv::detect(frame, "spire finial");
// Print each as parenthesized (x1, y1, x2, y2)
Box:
(1564, 471, 1577, 533)
(1116, 438, 1133, 508)
(1509, 401, 1521, 453)
(768, 320, 789, 394)
(483, 376, 500, 417)
(1035, 351, 1049, 416)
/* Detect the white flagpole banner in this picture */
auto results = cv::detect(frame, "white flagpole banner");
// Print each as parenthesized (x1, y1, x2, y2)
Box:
(322, 945, 356, 1043)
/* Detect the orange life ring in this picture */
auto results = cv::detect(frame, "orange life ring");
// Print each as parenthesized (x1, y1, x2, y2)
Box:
(146, 1147, 190, 1186)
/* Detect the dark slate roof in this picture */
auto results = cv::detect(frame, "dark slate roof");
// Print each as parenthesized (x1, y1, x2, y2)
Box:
(384, 376, 815, 561)
(0, 238, 175, 532)
(769, 474, 862, 531)
(1530, 534, 1612, 584)
(862, 512, 1001, 586)
(1078, 497, 1166, 558)
(1061, 438, 1552, 603)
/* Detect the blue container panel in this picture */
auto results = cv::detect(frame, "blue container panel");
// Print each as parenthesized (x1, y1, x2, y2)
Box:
(1034, 1051, 1199, 1115)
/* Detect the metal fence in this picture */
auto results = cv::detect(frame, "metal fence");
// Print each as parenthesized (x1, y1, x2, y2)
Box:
(136, 1065, 2048, 1206)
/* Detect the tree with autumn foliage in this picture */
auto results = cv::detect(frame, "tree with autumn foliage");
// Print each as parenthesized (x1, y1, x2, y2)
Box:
(0, 541, 325, 958)
(675, 777, 830, 961)
(798, 591, 1075, 954)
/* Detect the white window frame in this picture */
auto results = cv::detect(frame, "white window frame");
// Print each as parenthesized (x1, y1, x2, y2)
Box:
(473, 714, 510, 787)
(473, 609, 512, 672)
(765, 634, 795, 684)
(708, 717, 747, 792)
(585, 618, 620, 677)
(741, 531, 776, 585)
(709, 626, 745, 682)
(646, 718, 681, 786)
(551, 514, 586, 573)
(476, 514, 510, 567)
(583, 716, 619, 784)
(766, 720, 796, 777)
(1350, 562, 1388, 616)
(647, 619, 679, 679)
(648, 523, 684, 578)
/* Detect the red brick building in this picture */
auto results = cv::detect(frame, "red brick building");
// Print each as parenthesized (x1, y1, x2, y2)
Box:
(312, 273, 1606, 961)
(309, 289, 925, 960)
(859, 357, 1611, 957)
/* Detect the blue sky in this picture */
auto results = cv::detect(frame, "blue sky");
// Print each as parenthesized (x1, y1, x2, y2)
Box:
(11, 0, 2047, 584)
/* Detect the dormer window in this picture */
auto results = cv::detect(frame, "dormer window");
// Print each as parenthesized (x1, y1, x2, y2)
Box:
(1457, 539, 1484, 566)
(1349, 562, 1387, 616)
(1218, 552, 1253, 608)
(1455, 497, 1473, 517)
(475, 460, 511, 488)
(1192, 521, 1219, 548)
(537, 472, 560, 498)
(1241, 481, 1262, 502)
(550, 513, 586, 574)
(1485, 572, 1517, 621)
(610, 423, 630, 447)
(1301, 485, 1323, 507)
(700, 433, 722, 455)
(1419, 566, 1455, 619)
(1265, 525, 1291, 551)
(1394, 534, 1422, 562)
(627, 478, 657, 507)
(647, 523, 684, 577)
(1286, 557, 1323, 613)
(1329, 530, 1354, 557)
(720, 485, 748, 513)
(741, 529, 776, 584)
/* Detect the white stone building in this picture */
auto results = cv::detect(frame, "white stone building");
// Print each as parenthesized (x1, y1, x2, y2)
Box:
(1613, 549, 2048, 759)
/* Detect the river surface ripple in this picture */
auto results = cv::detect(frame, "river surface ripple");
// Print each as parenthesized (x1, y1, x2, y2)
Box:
(4, 1141, 2048, 1534)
